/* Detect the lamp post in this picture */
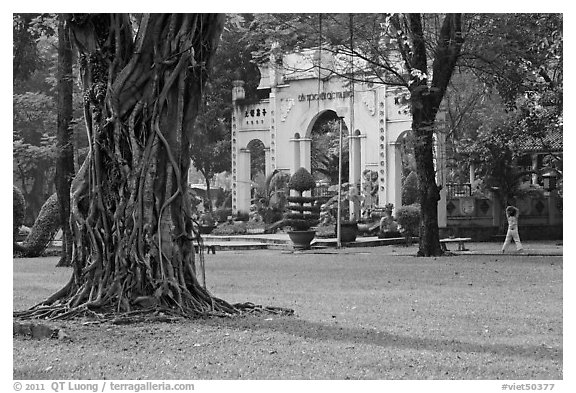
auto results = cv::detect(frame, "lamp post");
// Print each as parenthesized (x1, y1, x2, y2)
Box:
(336, 117, 344, 249)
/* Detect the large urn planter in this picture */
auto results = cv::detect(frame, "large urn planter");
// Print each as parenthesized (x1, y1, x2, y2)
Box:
(198, 224, 216, 235)
(287, 230, 316, 250)
(336, 221, 358, 243)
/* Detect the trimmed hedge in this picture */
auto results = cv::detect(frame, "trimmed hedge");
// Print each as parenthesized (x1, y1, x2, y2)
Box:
(284, 204, 320, 213)
(396, 204, 420, 237)
(211, 222, 247, 236)
(285, 212, 321, 220)
(285, 167, 319, 231)
(288, 167, 316, 193)
(287, 195, 317, 204)
(283, 218, 319, 230)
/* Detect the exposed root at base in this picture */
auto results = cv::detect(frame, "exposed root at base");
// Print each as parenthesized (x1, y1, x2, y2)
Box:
(13, 302, 294, 324)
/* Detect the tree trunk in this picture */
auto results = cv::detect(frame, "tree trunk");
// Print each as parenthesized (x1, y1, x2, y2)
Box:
(16, 193, 62, 257)
(55, 14, 75, 267)
(204, 175, 213, 212)
(25, 168, 47, 225)
(15, 14, 261, 320)
(401, 13, 463, 257)
(411, 99, 443, 257)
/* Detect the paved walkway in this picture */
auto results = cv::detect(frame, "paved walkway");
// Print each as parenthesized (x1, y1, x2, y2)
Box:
(48, 233, 562, 256)
(201, 234, 563, 256)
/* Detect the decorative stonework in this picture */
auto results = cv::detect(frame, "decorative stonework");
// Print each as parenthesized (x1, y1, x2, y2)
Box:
(378, 99, 386, 193)
(279, 98, 295, 122)
(362, 91, 376, 116)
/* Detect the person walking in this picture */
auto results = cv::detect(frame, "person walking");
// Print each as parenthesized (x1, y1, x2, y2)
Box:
(502, 205, 523, 253)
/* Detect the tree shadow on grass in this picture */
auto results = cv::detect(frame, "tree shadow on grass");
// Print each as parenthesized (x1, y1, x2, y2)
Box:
(199, 315, 561, 362)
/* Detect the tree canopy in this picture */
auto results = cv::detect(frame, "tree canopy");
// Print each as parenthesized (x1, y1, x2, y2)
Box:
(189, 14, 261, 210)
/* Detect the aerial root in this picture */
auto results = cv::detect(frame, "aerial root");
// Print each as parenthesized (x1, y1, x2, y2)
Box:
(233, 302, 294, 316)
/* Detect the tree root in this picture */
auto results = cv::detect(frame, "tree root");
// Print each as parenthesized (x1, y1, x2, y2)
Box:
(14, 301, 294, 323)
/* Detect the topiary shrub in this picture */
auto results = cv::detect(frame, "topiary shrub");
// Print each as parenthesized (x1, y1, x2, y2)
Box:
(288, 167, 316, 193)
(396, 203, 421, 240)
(284, 168, 319, 231)
(13, 186, 25, 240)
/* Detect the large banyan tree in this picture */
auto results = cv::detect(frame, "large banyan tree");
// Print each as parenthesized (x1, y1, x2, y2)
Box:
(17, 13, 275, 320)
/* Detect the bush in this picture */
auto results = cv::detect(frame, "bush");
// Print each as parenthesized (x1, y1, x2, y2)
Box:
(283, 218, 320, 231)
(288, 167, 316, 193)
(315, 224, 336, 238)
(199, 213, 216, 226)
(402, 171, 419, 206)
(286, 195, 316, 204)
(260, 207, 284, 224)
(212, 222, 247, 236)
(395, 204, 420, 237)
(13, 186, 25, 239)
(213, 208, 233, 223)
(211, 220, 266, 236)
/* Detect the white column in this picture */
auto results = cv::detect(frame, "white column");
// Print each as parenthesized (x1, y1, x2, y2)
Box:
(349, 132, 362, 220)
(469, 163, 476, 184)
(531, 154, 539, 184)
(264, 147, 272, 177)
(236, 148, 251, 214)
(359, 134, 367, 177)
(290, 137, 301, 174)
(300, 138, 312, 173)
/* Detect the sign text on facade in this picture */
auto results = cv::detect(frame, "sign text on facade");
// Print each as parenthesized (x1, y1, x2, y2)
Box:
(298, 91, 354, 102)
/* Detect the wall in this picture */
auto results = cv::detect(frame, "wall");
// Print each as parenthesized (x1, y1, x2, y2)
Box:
(444, 192, 563, 241)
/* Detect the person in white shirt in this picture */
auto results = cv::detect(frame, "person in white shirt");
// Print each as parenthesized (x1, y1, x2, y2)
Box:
(502, 205, 523, 253)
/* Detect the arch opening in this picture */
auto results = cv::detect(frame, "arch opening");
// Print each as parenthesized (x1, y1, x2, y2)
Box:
(309, 110, 349, 186)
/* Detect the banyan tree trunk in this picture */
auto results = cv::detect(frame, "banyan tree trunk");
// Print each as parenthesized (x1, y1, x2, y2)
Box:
(15, 13, 260, 320)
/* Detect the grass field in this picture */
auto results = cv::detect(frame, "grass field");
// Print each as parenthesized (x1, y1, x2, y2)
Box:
(13, 246, 563, 380)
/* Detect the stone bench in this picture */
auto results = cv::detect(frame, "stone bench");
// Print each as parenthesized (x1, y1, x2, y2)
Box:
(194, 243, 217, 254)
(440, 237, 472, 251)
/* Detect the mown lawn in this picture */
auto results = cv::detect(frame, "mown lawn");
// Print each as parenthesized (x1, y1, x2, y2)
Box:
(13, 247, 562, 380)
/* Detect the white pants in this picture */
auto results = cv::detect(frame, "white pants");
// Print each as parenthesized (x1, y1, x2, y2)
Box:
(502, 229, 523, 251)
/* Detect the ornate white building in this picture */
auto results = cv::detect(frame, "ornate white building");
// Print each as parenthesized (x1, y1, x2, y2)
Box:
(230, 48, 447, 225)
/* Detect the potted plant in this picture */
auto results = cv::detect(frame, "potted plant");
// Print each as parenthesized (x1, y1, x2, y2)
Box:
(320, 183, 360, 243)
(198, 212, 216, 234)
(284, 167, 320, 250)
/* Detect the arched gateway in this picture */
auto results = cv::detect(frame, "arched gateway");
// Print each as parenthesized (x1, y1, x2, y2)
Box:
(230, 48, 447, 225)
